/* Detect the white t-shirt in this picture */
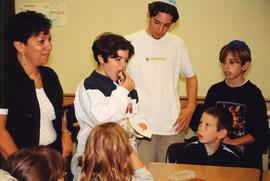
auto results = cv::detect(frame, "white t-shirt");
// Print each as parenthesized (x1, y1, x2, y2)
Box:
(126, 30, 194, 135)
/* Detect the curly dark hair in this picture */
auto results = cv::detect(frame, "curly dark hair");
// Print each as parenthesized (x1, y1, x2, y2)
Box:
(92, 32, 134, 64)
(7, 10, 52, 44)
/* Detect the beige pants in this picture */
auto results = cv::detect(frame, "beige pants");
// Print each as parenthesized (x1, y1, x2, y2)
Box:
(137, 132, 185, 163)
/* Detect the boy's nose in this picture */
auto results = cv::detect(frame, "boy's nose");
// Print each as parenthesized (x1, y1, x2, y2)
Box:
(223, 62, 230, 69)
(198, 125, 201, 132)
(46, 41, 52, 50)
(198, 124, 204, 131)
(157, 26, 164, 34)
(120, 60, 127, 68)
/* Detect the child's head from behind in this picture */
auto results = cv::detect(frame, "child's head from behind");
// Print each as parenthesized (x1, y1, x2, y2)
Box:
(3, 146, 66, 181)
(198, 107, 233, 145)
(81, 122, 134, 181)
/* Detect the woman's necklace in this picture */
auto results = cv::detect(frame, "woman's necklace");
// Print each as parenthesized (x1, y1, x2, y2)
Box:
(18, 55, 43, 88)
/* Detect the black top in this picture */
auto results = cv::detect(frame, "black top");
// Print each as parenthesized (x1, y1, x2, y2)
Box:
(1, 56, 63, 151)
(204, 80, 269, 169)
(176, 141, 242, 167)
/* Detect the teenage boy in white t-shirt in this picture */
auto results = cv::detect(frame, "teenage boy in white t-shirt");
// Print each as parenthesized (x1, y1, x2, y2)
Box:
(126, 0, 198, 162)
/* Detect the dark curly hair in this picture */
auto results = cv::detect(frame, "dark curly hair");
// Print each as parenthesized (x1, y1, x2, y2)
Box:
(7, 10, 52, 44)
(92, 32, 134, 65)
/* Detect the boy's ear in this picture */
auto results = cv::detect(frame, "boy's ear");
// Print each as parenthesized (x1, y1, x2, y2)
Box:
(97, 55, 105, 64)
(242, 61, 250, 71)
(13, 41, 25, 53)
(218, 129, 228, 139)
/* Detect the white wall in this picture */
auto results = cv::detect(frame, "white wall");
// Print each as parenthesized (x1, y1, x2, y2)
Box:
(15, 0, 270, 98)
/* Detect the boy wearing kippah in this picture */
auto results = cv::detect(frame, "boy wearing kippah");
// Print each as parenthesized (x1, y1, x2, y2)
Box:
(175, 107, 241, 167)
(204, 40, 269, 169)
(126, 0, 197, 163)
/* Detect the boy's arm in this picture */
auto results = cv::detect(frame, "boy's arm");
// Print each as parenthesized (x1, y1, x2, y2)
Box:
(174, 75, 197, 132)
(249, 92, 269, 144)
(223, 134, 255, 146)
(204, 85, 217, 108)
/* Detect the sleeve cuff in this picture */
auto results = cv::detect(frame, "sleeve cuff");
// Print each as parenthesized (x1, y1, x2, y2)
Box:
(0, 108, 8, 115)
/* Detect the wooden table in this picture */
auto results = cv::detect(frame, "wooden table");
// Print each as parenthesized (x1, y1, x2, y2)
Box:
(146, 162, 260, 181)
(262, 170, 270, 181)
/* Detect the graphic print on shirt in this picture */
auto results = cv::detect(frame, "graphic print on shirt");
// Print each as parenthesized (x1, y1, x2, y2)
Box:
(216, 101, 247, 154)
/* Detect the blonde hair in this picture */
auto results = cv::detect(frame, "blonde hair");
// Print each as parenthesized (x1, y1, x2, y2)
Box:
(80, 122, 134, 181)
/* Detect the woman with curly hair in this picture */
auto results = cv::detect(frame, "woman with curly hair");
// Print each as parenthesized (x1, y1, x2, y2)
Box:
(0, 10, 73, 160)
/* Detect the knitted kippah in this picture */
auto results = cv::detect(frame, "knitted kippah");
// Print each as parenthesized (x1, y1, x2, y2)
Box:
(228, 40, 251, 54)
(153, 0, 177, 7)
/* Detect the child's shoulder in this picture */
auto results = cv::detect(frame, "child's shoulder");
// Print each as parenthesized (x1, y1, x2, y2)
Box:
(183, 138, 202, 152)
(83, 70, 113, 90)
(244, 80, 263, 92)
(208, 80, 226, 90)
(220, 143, 241, 158)
(209, 80, 262, 92)
(218, 144, 244, 167)
(237, 80, 264, 98)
